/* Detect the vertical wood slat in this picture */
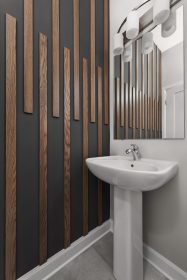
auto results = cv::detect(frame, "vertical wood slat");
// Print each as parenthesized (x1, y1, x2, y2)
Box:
(24, 0, 33, 113)
(6, 14, 17, 280)
(74, 0, 80, 120)
(129, 61, 133, 128)
(64, 48, 71, 248)
(52, 0, 60, 117)
(115, 78, 120, 139)
(141, 54, 145, 131)
(159, 49, 162, 138)
(120, 56, 124, 127)
(104, 0, 109, 124)
(39, 33, 48, 265)
(90, 0, 96, 122)
(133, 87, 136, 139)
(98, 67, 103, 225)
(135, 40, 139, 130)
(125, 83, 129, 139)
(83, 58, 89, 235)
(152, 48, 155, 135)
(156, 46, 159, 134)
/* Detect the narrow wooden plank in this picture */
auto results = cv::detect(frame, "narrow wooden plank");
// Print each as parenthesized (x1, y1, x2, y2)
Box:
(120, 56, 124, 127)
(83, 58, 89, 235)
(90, 0, 96, 122)
(156, 46, 159, 133)
(152, 49, 155, 134)
(115, 78, 120, 139)
(98, 67, 103, 225)
(6, 14, 17, 280)
(135, 40, 139, 129)
(125, 83, 129, 139)
(104, 0, 109, 124)
(52, 0, 60, 117)
(39, 33, 48, 265)
(129, 61, 133, 128)
(141, 54, 145, 131)
(159, 49, 162, 138)
(74, 0, 80, 120)
(64, 48, 71, 248)
(133, 87, 136, 139)
(24, 0, 33, 113)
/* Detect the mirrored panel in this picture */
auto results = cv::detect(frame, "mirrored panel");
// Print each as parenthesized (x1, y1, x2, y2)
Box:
(114, 4, 184, 140)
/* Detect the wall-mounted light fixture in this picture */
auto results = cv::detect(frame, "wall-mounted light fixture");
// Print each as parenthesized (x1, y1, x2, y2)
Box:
(153, 0, 170, 25)
(162, 10, 176, 37)
(142, 32, 153, 54)
(114, 33, 124, 56)
(126, 11, 139, 40)
(123, 44, 132, 62)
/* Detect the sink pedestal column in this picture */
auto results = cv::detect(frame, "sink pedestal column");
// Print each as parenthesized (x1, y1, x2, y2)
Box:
(113, 187, 143, 280)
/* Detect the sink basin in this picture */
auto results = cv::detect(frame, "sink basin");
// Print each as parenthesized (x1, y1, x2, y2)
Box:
(86, 156, 178, 191)
(86, 156, 178, 280)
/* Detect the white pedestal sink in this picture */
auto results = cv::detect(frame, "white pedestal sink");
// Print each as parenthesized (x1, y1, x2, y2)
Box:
(86, 156, 178, 280)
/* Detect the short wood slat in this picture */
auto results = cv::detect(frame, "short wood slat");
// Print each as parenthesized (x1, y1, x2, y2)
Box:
(52, 0, 60, 117)
(83, 58, 89, 235)
(39, 33, 48, 265)
(6, 14, 17, 280)
(64, 48, 71, 248)
(24, 0, 33, 113)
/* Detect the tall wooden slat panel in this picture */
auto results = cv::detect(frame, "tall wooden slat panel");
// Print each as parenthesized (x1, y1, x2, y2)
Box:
(6, 14, 16, 280)
(133, 87, 136, 139)
(135, 40, 139, 130)
(104, 0, 109, 124)
(83, 58, 88, 235)
(98, 67, 103, 225)
(39, 33, 48, 265)
(52, 0, 60, 117)
(120, 57, 124, 127)
(74, 0, 80, 120)
(129, 61, 133, 128)
(90, 0, 96, 122)
(152, 49, 155, 135)
(24, 0, 33, 113)
(141, 54, 145, 131)
(115, 78, 120, 139)
(64, 48, 71, 248)
(125, 83, 129, 139)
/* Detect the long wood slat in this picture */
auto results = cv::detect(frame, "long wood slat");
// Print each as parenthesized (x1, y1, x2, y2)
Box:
(98, 67, 103, 225)
(120, 56, 124, 127)
(74, 0, 80, 120)
(39, 33, 48, 265)
(64, 48, 71, 248)
(6, 14, 17, 280)
(90, 0, 96, 122)
(52, 0, 60, 117)
(129, 61, 133, 128)
(115, 78, 120, 139)
(125, 83, 129, 139)
(133, 87, 136, 139)
(104, 0, 109, 124)
(135, 40, 139, 130)
(83, 58, 89, 235)
(24, 0, 33, 113)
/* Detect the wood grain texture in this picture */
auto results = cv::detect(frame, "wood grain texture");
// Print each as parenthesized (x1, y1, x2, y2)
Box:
(104, 0, 109, 124)
(98, 67, 103, 225)
(135, 40, 139, 130)
(83, 58, 89, 235)
(125, 83, 129, 139)
(129, 60, 133, 128)
(120, 56, 124, 127)
(90, 0, 96, 122)
(133, 87, 136, 139)
(52, 0, 60, 117)
(6, 14, 17, 280)
(24, 0, 33, 113)
(74, 0, 80, 120)
(115, 78, 120, 139)
(39, 33, 48, 265)
(141, 54, 145, 130)
(64, 48, 71, 248)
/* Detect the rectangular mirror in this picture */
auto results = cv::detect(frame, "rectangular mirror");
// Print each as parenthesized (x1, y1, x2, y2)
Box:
(114, 4, 184, 140)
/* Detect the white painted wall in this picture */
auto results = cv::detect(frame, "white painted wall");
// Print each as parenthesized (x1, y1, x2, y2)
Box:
(109, 0, 187, 273)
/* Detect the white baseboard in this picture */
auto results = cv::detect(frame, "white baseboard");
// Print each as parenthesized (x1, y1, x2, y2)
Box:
(144, 244, 187, 280)
(17, 220, 113, 280)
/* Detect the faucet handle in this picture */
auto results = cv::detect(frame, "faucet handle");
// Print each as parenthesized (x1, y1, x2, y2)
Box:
(130, 144, 139, 151)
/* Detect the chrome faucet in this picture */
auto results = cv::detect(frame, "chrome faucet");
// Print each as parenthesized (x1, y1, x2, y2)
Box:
(125, 144, 141, 161)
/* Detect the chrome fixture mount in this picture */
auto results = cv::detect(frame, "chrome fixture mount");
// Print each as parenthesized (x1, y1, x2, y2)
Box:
(125, 144, 141, 161)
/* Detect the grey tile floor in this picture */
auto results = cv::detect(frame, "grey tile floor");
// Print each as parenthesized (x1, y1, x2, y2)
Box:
(49, 233, 169, 280)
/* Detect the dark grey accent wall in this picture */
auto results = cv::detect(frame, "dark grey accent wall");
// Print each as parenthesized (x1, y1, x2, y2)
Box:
(0, 0, 110, 279)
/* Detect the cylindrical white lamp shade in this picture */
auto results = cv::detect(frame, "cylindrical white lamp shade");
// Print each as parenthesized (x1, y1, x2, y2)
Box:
(114, 33, 124, 56)
(162, 11, 176, 37)
(153, 0, 170, 25)
(123, 44, 132, 62)
(126, 11, 139, 40)
(142, 32, 153, 55)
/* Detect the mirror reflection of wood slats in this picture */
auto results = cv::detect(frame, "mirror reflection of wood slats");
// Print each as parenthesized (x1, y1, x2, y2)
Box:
(115, 41, 163, 140)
